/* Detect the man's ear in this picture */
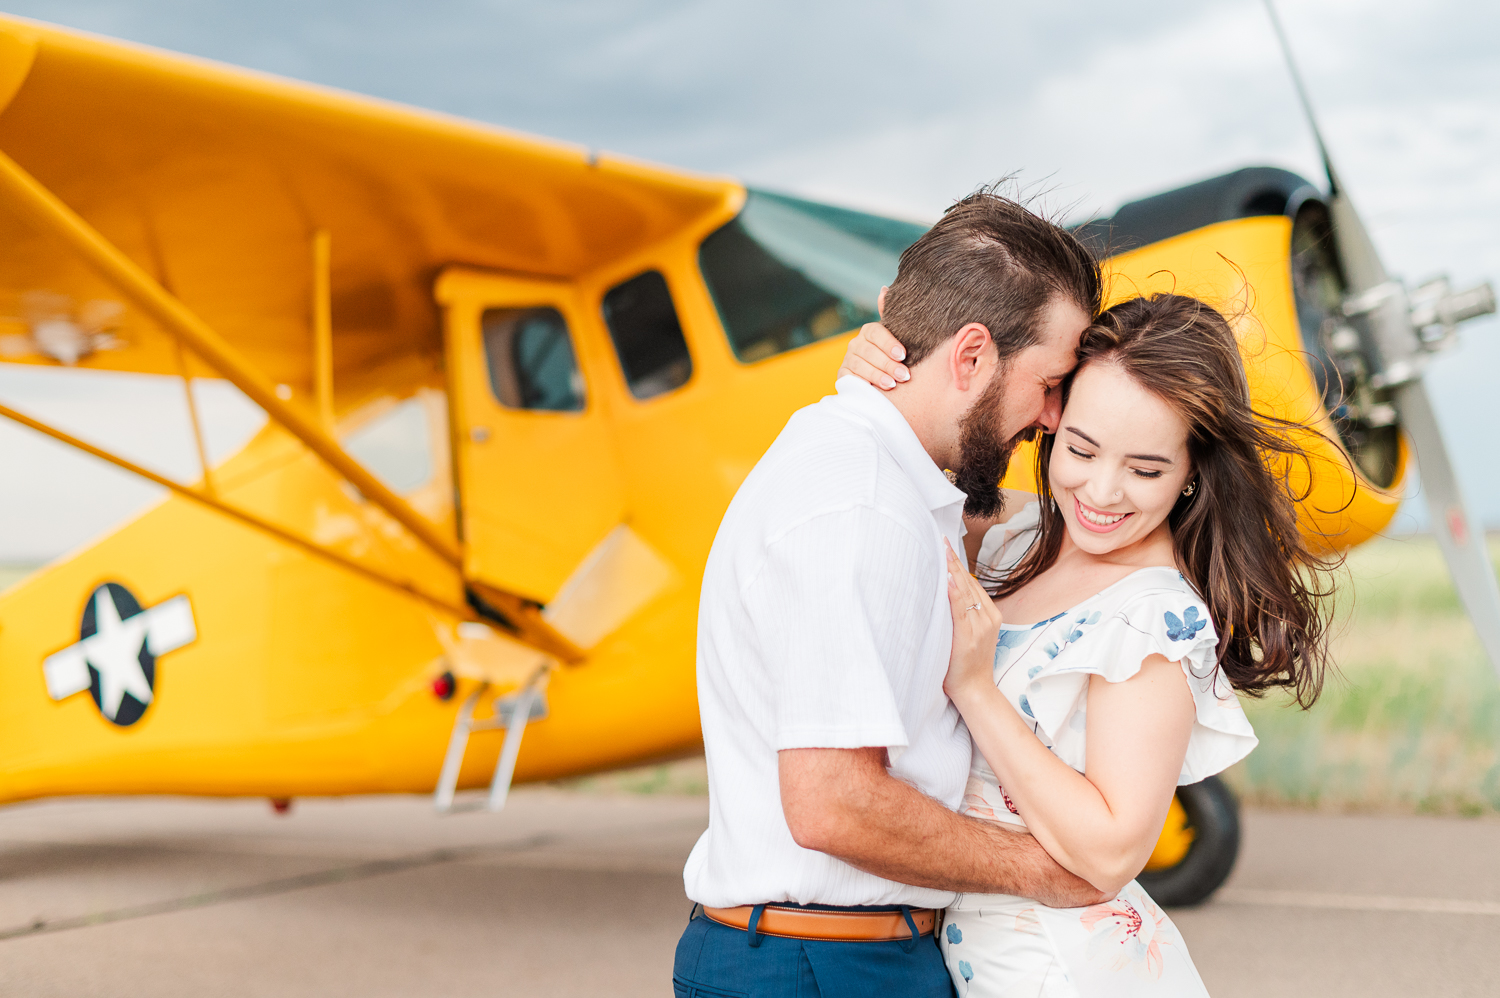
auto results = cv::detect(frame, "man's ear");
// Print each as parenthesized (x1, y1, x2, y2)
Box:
(949, 323, 994, 392)
(877, 285, 889, 318)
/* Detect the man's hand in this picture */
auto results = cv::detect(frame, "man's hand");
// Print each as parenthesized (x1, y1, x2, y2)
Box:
(779, 746, 1108, 907)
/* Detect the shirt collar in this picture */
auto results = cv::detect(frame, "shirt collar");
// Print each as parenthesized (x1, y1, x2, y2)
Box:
(832, 376, 967, 513)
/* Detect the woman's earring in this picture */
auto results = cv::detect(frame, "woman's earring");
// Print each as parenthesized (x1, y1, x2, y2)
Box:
(1182, 478, 1198, 498)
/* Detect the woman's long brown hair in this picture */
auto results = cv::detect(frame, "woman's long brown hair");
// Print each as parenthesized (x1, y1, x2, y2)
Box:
(990, 293, 1339, 707)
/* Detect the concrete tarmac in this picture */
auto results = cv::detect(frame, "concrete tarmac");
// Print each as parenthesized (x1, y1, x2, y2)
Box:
(2, 789, 1498, 997)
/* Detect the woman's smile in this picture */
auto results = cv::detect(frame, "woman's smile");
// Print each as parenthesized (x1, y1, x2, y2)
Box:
(1046, 362, 1192, 557)
(1073, 497, 1133, 533)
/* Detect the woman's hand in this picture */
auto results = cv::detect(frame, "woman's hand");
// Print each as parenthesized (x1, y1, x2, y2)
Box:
(944, 540, 1003, 708)
(836, 322, 910, 390)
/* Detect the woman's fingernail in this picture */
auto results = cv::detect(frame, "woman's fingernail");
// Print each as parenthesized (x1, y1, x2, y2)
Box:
(891, 347, 906, 361)
(896, 366, 910, 382)
(881, 376, 895, 389)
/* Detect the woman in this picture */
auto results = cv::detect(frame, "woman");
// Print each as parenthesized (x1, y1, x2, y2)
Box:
(842, 293, 1336, 996)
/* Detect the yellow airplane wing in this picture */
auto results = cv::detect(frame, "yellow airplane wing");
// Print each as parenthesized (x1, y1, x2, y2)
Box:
(0, 13, 736, 393)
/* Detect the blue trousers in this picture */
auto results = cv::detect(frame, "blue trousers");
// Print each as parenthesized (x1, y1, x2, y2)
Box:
(673, 905, 955, 998)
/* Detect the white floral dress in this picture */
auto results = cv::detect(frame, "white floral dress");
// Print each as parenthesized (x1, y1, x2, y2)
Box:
(940, 502, 1257, 998)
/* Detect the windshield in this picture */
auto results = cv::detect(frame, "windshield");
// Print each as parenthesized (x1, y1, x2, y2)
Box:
(698, 190, 927, 363)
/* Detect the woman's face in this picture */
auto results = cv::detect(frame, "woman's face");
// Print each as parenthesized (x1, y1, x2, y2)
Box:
(1047, 360, 1193, 556)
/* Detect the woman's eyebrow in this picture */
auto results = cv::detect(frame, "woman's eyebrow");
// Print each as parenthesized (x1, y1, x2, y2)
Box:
(1066, 426, 1174, 464)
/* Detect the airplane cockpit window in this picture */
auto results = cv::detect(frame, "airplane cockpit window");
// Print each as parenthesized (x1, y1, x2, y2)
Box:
(698, 190, 927, 363)
(601, 270, 692, 399)
(343, 395, 435, 495)
(481, 306, 585, 412)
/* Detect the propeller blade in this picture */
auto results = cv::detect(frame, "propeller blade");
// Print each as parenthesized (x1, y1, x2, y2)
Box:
(1394, 380, 1500, 673)
(1264, 0, 1500, 672)
(1325, 189, 1386, 293)
(1265, 0, 1386, 293)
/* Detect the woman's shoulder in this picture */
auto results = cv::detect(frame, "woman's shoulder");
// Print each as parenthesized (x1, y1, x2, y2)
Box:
(1103, 567, 1215, 641)
(1036, 568, 1217, 679)
(1026, 569, 1256, 783)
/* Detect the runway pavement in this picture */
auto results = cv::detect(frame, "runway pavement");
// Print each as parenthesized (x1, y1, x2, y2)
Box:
(2, 788, 1498, 997)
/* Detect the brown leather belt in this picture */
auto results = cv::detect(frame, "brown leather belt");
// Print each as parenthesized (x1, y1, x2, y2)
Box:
(702, 904, 936, 943)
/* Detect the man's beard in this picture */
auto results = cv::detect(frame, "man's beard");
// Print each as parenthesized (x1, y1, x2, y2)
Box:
(954, 373, 1027, 519)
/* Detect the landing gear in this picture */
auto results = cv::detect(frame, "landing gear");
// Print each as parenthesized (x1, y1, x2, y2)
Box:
(1137, 776, 1240, 907)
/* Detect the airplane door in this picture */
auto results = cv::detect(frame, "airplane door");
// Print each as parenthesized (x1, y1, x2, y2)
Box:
(438, 270, 626, 604)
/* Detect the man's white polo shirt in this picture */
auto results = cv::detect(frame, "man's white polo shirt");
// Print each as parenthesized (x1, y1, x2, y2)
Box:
(684, 376, 973, 909)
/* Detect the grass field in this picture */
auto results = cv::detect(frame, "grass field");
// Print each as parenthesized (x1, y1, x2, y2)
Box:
(1228, 534, 1500, 815)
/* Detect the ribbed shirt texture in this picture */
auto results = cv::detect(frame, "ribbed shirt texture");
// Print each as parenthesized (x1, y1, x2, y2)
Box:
(683, 377, 972, 909)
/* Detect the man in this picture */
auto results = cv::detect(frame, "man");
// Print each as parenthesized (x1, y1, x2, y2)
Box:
(676, 188, 1103, 996)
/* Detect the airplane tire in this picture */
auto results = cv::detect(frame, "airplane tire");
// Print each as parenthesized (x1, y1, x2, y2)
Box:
(1136, 775, 1241, 908)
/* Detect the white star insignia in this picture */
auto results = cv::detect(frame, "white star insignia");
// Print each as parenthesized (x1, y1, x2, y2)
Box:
(43, 587, 196, 723)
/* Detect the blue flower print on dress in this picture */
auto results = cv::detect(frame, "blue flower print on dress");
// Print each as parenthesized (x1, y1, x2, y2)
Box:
(1042, 610, 1100, 660)
(1033, 611, 1066, 629)
(1019, 693, 1034, 718)
(946, 923, 963, 945)
(993, 629, 1031, 670)
(958, 959, 974, 993)
(1063, 610, 1102, 644)
(1164, 606, 1208, 642)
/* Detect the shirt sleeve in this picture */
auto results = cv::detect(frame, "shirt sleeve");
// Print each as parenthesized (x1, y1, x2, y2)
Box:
(746, 505, 939, 756)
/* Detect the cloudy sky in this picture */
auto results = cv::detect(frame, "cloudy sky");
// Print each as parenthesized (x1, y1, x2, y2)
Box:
(1, 0, 1496, 560)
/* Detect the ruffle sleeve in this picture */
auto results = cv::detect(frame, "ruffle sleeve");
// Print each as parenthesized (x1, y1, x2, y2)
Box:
(1021, 580, 1258, 785)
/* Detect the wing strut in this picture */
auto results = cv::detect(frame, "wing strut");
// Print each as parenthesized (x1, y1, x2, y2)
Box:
(0, 398, 468, 617)
(312, 228, 335, 430)
(0, 148, 460, 568)
(0, 146, 586, 662)
(173, 338, 216, 496)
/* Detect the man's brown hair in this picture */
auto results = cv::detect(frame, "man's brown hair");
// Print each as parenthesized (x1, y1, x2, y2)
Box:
(881, 183, 1102, 366)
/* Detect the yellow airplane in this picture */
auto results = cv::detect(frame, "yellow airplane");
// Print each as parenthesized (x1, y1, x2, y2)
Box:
(0, 14, 1494, 907)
